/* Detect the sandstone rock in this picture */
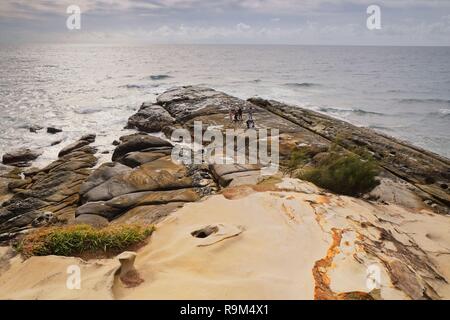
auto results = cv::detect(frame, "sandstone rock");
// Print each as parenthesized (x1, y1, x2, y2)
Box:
(72, 214, 109, 228)
(0, 198, 49, 225)
(157, 86, 223, 106)
(2, 148, 42, 166)
(8, 177, 32, 190)
(83, 157, 193, 203)
(58, 140, 90, 158)
(75, 201, 123, 220)
(127, 102, 175, 133)
(156, 86, 252, 122)
(210, 164, 261, 187)
(222, 171, 261, 187)
(0, 255, 120, 299)
(112, 135, 172, 161)
(0, 210, 40, 234)
(107, 189, 199, 209)
(112, 202, 185, 225)
(0, 136, 98, 241)
(31, 211, 56, 227)
(78, 188, 199, 221)
(210, 164, 261, 178)
(119, 151, 171, 168)
(119, 133, 149, 143)
(58, 134, 97, 158)
(117, 251, 137, 277)
(79, 162, 131, 197)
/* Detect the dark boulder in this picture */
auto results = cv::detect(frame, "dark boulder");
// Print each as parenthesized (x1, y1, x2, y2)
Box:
(29, 125, 43, 133)
(47, 127, 62, 134)
(58, 134, 97, 158)
(2, 148, 42, 166)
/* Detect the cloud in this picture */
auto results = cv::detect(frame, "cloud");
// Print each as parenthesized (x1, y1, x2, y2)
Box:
(0, 0, 449, 45)
(2, 0, 450, 19)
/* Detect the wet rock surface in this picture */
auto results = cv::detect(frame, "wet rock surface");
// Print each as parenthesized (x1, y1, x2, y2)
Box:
(2, 148, 43, 167)
(0, 136, 98, 240)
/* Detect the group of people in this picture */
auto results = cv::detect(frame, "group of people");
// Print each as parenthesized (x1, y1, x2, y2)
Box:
(229, 106, 255, 129)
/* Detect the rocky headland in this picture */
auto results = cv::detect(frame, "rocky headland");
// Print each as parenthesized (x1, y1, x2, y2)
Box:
(0, 86, 449, 300)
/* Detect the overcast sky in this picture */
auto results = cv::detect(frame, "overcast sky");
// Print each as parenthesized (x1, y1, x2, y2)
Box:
(1, 0, 449, 45)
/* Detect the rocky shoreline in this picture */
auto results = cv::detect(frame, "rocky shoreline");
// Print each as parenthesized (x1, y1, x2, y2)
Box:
(0, 86, 449, 300)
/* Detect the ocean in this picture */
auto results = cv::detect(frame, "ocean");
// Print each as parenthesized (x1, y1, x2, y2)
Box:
(0, 44, 449, 165)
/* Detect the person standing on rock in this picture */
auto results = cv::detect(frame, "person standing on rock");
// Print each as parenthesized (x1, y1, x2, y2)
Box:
(229, 108, 234, 122)
(238, 106, 243, 121)
(248, 106, 254, 121)
(246, 118, 255, 129)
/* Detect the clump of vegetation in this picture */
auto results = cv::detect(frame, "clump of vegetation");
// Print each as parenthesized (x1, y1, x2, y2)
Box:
(284, 148, 311, 175)
(17, 224, 154, 257)
(299, 152, 380, 196)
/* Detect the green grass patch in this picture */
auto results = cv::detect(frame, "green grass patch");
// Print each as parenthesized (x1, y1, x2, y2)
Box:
(299, 152, 380, 196)
(17, 224, 155, 257)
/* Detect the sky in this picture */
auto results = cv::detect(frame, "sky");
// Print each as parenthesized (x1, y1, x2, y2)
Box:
(0, 0, 450, 45)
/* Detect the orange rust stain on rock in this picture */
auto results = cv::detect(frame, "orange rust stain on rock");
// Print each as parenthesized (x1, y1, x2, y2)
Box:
(312, 228, 373, 300)
(221, 185, 256, 200)
(316, 195, 330, 205)
(312, 228, 342, 300)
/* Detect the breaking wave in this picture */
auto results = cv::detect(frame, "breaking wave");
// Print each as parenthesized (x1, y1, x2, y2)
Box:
(317, 107, 384, 116)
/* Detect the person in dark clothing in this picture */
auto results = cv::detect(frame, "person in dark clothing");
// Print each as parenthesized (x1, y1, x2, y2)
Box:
(237, 107, 243, 121)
